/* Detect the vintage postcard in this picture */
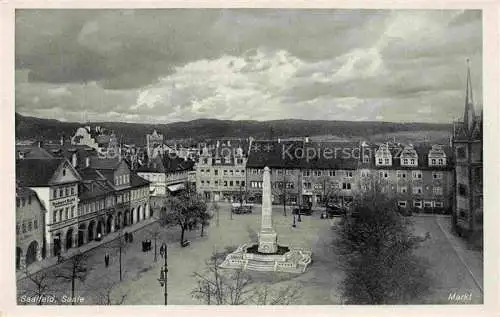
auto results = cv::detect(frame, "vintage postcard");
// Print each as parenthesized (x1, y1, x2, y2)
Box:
(1, 2, 499, 317)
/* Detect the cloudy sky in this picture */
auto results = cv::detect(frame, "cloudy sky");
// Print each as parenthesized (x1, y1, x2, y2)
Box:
(15, 9, 482, 124)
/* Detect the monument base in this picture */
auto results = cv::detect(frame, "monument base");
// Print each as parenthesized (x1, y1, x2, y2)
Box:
(220, 243, 312, 274)
(258, 230, 278, 254)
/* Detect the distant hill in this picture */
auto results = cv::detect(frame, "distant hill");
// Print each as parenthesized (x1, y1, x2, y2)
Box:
(15, 113, 452, 146)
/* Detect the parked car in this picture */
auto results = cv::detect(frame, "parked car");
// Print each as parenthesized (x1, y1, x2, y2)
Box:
(293, 203, 313, 215)
(232, 203, 253, 214)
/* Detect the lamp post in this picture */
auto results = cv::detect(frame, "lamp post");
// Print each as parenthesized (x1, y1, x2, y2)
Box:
(157, 243, 168, 305)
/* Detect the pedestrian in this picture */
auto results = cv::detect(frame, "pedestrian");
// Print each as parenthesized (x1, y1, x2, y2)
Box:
(160, 244, 165, 258)
(104, 252, 110, 267)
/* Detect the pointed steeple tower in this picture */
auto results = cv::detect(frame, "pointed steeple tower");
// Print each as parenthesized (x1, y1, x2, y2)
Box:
(464, 58, 476, 134)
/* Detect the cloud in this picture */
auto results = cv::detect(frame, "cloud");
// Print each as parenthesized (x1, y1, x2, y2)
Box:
(15, 9, 482, 124)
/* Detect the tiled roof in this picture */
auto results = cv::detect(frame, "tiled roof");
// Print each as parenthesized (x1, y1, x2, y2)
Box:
(130, 173, 150, 188)
(90, 157, 121, 170)
(15, 146, 54, 159)
(246, 140, 360, 170)
(16, 158, 67, 187)
(79, 179, 115, 201)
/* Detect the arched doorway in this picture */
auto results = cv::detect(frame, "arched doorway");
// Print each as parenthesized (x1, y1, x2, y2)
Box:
(131, 208, 136, 224)
(65, 228, 74, 251)
(26, 241, 39, 266)
(139, 205, 144, 221)
(116, 212, 122, 230)
(78, 224, 86, 246)
(148, 203, 153, 217)
(106, 215, 113, 234)
(53, 233, 62, 256)
(97, 219, 104, 237)
(16, 247, 22, 270)
(88, 221, 95, 241)
(124, 210, 129, 227)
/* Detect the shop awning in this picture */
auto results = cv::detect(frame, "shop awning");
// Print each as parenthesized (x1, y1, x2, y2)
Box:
(167, 183, 185, 192)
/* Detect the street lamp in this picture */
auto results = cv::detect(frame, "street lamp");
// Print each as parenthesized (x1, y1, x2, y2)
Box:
(157, 243, 168, 305)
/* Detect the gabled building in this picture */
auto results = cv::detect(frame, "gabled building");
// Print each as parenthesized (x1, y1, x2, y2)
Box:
(90, 158, 151, 229)
(452, 61, 483, 245)
(16, 158, 81, 257)
(16, 186, 46, 270)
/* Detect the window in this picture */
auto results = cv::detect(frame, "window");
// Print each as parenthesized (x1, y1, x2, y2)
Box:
(403, 158, 408, 165)
(71, 206, 75, 218)
(241, 181, 245, 187)
(438, 158, 444, 165)
(378, 158, 383, 165)
(383, 172, 389, 178)
(230, 170, 234, 176)
(398, 201, 407, 208)
(237, 158, 243, 164)
(384, 158, 390, 165)
(59, 189, 63, 197)
(413, 186, 423, 194)
(214, 180, 219, 186)
(65, 187, 69, 196)
(412, 171, 422, 179)
(433, 187, 443, 195)
(53, 210, 57, 223)
(303, 170, 310, 177)
(203, 158, 208, 164)
(214, 170, 218, 176)
(65, 207, 69, 220)
(413, 200, 422, 208)
(342, 183, 352, 190)
(224, 170, 228, 176)
(424, 201, 433, 208)
(53, 189, 57, 199)
(314, 183, 323, 190)
(432, 172, 442, 180)
(329, 170, 336, 177)
(458, 184, 467, 196)
(457, 147, 466, 159)
(33, 219, 38, 229)
(434, 201, 444, 208)
(303, 182, 312, 189)
(22, 223, 26, 233)
(62, 168, 66, 176)
(16, 224, 20, 234)
(459, 209, 467, 218)
(71, 187, 75, 195)
(397, 171, 407, 178)
(399, 186, 408, 193)
(201, 180, 205, 185)
(230, 181, 234, 186)
(16, 198, 20, 208)
(431, 159, 436, 165)
(236, 180, 240, 186)
(345, 171, 353, 178)
(224, 181, 228, 187)
(27, 221, 32, 231)
(241, 170, 245, 175)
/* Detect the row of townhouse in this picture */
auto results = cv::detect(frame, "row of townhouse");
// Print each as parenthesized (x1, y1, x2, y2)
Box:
(15, 146, 151, 271)
(243, 140, 454, 212)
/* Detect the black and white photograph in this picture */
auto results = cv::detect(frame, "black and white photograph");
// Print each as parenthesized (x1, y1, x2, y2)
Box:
(3, 4, 498, 313)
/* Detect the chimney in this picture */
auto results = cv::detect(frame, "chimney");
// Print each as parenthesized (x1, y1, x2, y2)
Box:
(60, 135, 64, 146)
(72, 153, 77, 167)
(85, 156, 90, 168)
(278, 138, 281, 144)
(304, 136, 310, 143)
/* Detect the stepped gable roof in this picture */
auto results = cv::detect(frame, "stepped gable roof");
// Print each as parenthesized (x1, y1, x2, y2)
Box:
(16, 158, 67, 187)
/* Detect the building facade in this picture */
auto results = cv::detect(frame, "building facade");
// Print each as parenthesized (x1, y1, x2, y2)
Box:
(16, 187, 46, 271)
(452, 62, 483, 242)
(16, 158, 82, 257)
(195, 142, 247, 202)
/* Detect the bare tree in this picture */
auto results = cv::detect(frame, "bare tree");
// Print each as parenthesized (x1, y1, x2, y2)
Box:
(147, 225, 162, 262)
(251, 283, 302, 305)
(96, 280, 128, 305)
(191, 248, 253, 305)
(54, 250, 89, 305)
(272, 172, 295, 216)
(21, 268, 56, 305)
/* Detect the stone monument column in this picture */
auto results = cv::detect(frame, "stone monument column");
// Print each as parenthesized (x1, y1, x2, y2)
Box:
(258, 167, 278, 253)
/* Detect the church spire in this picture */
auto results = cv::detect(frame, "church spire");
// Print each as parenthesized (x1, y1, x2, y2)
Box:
(464, 58, 475, 133)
